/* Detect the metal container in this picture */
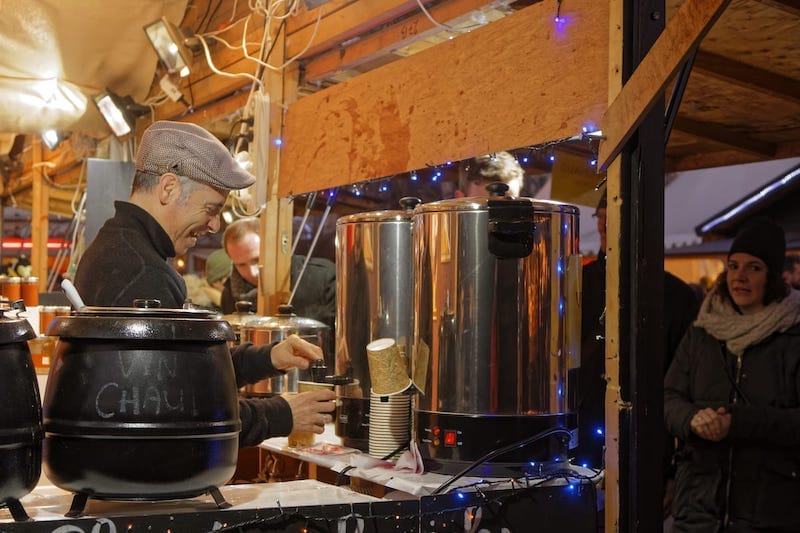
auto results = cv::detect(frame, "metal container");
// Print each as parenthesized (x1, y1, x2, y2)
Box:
(222, 300, 257, 348)
(335, 197, 419, 450)
(412, 185, 581, 475)
(0, 303, 40, 522)
(239, 304, 331, 396)
(42, 300, 239, 513)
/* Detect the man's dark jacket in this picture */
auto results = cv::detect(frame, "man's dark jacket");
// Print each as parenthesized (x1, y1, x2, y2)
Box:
(576, 252, 698, 469)
(74, 201, 292, 446)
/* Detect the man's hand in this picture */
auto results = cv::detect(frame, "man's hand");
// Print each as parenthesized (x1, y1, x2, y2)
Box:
(283, 390, 336, 433)
(271, 334, 323, 370)
(689, 407, 731, 442)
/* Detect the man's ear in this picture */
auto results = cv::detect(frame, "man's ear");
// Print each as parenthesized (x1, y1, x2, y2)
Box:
(158, 173, 181, 205)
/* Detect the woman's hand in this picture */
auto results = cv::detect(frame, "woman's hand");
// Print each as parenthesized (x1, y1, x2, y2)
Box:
(689, 407, 731, 441)
(270, 334, 323, 370)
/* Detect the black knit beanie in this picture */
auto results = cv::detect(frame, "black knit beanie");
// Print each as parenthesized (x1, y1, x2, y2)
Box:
(728, 218, 785, 274)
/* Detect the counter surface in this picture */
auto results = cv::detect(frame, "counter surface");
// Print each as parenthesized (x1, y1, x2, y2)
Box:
(0, 479, 381, 531)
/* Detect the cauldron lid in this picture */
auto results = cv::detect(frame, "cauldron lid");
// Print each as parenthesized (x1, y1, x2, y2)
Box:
(46, 304, 235, 342)
(0, 300, 36, 344)
(76, 306, 216, 318)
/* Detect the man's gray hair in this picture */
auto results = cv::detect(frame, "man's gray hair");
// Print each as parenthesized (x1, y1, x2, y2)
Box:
(131, 169, 203, 204)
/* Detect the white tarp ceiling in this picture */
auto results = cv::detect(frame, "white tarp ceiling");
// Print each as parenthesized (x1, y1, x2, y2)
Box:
(0, 0, 186, 135)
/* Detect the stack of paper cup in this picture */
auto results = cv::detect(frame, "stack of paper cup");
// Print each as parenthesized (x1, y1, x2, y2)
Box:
(368, 390, 411, 459)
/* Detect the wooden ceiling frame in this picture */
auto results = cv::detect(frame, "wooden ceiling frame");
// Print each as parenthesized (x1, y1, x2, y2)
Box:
(598, 0, 732, 169)
(300, 0, 509, 84)
(279, 0, 609, 197)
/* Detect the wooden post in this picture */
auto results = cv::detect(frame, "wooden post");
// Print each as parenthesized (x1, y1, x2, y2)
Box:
(257, 21, 297, 316)
(30, 138, 49, 289)
(604, 1, 624, 529)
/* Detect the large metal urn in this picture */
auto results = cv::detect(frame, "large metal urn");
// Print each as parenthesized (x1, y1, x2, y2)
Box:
(239, 304, 332, 396)
(412, 185, 581, 475)
(42, 300, 239, 516)
(335, 197, 419, 450)
(0, 302, 40, 522)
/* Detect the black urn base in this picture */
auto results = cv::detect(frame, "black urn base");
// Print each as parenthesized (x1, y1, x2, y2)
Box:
(415, 410, 577, 477)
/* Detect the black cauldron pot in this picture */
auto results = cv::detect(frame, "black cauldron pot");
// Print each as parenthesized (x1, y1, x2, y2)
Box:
(0, 304, 41, 521)
(42, 302, 239, 508)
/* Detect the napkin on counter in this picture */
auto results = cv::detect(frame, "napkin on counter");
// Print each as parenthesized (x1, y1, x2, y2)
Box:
(349, 441, 424, 474)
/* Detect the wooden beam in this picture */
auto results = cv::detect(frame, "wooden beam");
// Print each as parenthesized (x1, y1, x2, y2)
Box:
(303, 0, 507, 84)
(30, 139, 49, 287)
(286, 0, 438, 60)
(280, 0, 609, 197)
(287, 0, 356, 33)
(666, 149, 763, 172)
(752, 0, 800, 16)
(673, 116, 776, 157)
(775, 139, 800, 159)
(693, 50, 800, 105)
(597, 0, 731, 170)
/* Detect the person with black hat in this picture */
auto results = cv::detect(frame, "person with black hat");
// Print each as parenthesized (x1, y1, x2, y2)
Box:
(74, 120, 335, 447)
(664, 217, 800, 531)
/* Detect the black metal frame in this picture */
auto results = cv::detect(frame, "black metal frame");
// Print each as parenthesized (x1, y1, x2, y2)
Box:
(618, 1, 667, 531)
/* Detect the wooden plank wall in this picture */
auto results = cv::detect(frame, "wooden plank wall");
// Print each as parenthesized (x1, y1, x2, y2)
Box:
(278, 0, 610, 197)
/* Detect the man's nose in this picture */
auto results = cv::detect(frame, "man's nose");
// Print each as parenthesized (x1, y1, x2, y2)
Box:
(208, 215, 221, 234)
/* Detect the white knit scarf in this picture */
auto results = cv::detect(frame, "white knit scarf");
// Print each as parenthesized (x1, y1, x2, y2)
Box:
(694, 288, 800, 355)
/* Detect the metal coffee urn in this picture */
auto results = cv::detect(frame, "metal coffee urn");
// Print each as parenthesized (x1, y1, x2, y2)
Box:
(335, 197, 420, 450)
(412, 184, 581, 476)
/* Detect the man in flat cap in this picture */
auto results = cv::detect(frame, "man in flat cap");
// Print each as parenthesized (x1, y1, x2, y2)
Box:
(74, 120, 335, 447)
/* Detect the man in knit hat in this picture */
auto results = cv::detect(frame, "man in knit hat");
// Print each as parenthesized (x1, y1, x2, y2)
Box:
(74, 120, 335, 447)
(203, 248, 233, 310)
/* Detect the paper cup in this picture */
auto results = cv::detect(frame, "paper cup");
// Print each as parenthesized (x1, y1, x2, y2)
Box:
(286, 382, 336, 448)
(366, 338, 410, 395)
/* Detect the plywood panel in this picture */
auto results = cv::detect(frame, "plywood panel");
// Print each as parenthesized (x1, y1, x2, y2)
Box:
(279, 0, 609, 197)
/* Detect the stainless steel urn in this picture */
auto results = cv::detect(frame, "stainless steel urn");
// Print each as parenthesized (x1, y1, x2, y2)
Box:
(239, 304, 331, 396)
(335, 197, 419, 450)
(412, 185, 581, 475)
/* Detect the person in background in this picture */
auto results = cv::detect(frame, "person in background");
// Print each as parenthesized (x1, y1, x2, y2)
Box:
(73, 120, 335, 447)
(577, 190, 699, 517)
(664, 218, 800, 532)
(783, 253, 800, 290)
(454, 151, 524, 197)
(203, 248, 232, 311)
(221, 216, 336, 354)
(183, 248, 232, 312)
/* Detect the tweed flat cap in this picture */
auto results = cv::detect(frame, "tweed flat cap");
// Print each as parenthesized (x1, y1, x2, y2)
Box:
(136, 121, 255, 190)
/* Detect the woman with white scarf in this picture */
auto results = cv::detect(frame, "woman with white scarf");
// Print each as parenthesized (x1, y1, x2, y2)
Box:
(665, 218, 800, 532)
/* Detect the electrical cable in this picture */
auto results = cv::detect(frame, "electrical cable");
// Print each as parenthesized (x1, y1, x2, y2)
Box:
(430, 427, 572, 495)
(413, 0, 484, 34)
(288, 188, 337, 306)
(290, 191, 317, 256)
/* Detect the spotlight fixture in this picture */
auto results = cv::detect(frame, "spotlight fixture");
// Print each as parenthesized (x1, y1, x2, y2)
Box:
(92, 90, 150, 138)
(41, 129, 66, 150)
(143, 17, 202, 78)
